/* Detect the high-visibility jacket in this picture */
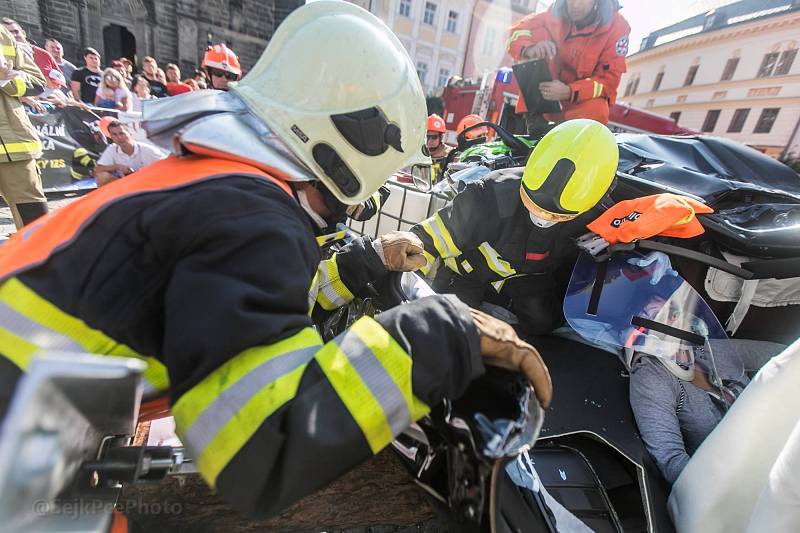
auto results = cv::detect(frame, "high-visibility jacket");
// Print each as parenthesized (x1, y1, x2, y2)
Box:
(0, 155, 483, 517)
(411, 173, 597, 294)
(507, 0, 630, 114)
(0, 26, 46, 162)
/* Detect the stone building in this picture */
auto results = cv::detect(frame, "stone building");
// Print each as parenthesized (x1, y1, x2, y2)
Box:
(0, 0, 303, 74)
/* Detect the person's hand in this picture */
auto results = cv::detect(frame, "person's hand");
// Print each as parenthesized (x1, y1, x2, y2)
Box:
(539, 80, 571, 102)
(626, 251, 678, 285)
(115, 164, 135, 176)
(469, 308, 552, 408)
(377, 231, 427, 272)
(522, 40, 557, 60)
(21, 97, 46, 114)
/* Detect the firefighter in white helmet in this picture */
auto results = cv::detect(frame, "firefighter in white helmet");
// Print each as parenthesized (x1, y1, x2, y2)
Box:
(0, 1, 551, 518)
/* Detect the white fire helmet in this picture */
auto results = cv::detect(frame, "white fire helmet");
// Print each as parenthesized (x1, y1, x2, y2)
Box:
(232, 1, 431, 204)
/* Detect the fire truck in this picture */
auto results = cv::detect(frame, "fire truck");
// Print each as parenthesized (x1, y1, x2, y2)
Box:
(440, 67, 695, 140)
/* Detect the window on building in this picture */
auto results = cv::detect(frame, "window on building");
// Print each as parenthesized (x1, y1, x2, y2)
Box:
(757, 52, 780, 78)
(684, 65, 699, 86)
(423, 2, 436, 25)
(701, 109, 721, 132)
(623, 80, 633, 97)
(446, 10, 458, 32)
(774, 49, 798, 76)
(482, 27, 497, 55)
(720, 57, 739, 81)
(416, 61, 428, 84)
(630, 77, 640, 95)
(753, 108, 780, 133)
(727, 108, 750, 133)
(669, 111, 682, 123)
(399, 0, 412, 17)
(437, 68, 450, 87)
(652, 72, 664, 92)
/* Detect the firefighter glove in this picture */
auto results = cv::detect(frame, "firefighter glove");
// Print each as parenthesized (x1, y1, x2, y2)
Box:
(375, 231, 428, 272)
(469, 308, 553, 409)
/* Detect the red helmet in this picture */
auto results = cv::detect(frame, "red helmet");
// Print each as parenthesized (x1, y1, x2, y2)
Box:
(202, 43, 242, 77)
(456, 114, 489, 139)
(427, 113, 446, 134)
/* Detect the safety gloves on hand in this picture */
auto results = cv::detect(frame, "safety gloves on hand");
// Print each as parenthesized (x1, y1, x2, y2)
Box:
(375, 231, 428, 272)
(468, 308, 553, 409)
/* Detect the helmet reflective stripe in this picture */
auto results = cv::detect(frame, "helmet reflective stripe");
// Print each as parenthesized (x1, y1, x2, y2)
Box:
(521, 119, 618, 217)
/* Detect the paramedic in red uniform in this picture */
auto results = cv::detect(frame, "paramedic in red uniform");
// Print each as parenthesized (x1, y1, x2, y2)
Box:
(507, 0, 630, 134)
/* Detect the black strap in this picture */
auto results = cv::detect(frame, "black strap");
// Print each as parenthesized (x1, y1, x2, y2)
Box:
(587, 259, 607, 316)
(634, 240, 754, 280)
(741, 257, 800, 280)
(631, 316, 705, 346)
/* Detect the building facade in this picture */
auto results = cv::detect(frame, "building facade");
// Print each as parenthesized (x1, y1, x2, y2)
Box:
(0, 0, 303, 75)
(619, 0, 800, 158)
(348, 0, 540, 93)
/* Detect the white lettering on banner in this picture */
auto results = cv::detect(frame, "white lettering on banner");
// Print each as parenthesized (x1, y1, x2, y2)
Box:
(41, 138, 55, 151)
(35, 123, 66, 137)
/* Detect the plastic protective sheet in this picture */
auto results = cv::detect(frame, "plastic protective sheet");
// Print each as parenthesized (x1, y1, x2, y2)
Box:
(563, 251, 743, 381)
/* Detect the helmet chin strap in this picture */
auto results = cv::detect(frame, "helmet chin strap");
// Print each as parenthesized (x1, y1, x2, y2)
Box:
(529, 212, 558, 228)
(296, 188, 328, 229)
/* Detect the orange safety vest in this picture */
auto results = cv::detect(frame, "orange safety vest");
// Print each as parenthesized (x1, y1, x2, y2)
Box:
(0, 155, 292, 281)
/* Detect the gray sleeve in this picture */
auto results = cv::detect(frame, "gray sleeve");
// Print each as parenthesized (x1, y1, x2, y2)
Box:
(629, 358, 690, 484)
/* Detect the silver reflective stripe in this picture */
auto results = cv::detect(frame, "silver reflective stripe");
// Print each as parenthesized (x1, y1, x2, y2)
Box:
(182, 346, 317, 456)
(0, 300, 84, 352)
(336, 330, 410, 438)
(479, 242, 516, 277)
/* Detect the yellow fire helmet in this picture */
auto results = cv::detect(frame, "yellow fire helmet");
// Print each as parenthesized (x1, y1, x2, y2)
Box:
(520, 119, 618, 222)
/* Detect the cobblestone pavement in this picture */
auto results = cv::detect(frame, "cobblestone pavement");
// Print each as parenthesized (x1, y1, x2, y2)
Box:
(0, 194, 85, 239)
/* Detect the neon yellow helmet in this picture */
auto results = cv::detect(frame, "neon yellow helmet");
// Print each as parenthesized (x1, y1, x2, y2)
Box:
(520, 119, 618, 222)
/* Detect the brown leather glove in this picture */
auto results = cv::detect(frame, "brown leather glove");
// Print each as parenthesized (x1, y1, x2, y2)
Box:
(469, 308, 553, 409)
(378, 231, 428, 272)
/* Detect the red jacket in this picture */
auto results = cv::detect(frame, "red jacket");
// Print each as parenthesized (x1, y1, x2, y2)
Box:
(508, 0, 630, 113)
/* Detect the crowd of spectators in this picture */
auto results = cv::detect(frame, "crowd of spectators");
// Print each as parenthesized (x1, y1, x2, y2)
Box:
(1, 16, 239, 115)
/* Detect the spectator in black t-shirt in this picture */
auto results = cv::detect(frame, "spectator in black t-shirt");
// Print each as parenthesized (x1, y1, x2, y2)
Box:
(70, 47, 103, 104)
(140, 56, 168, 98)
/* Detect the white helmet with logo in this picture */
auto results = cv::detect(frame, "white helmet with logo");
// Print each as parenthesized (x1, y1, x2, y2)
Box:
(232, 0, 430, 204)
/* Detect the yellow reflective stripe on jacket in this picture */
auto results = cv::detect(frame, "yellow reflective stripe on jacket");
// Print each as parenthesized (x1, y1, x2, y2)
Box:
(478, 242, 516, 278)
(461, 259, 474, 273)
(316, 255, 354, 311)
(316, 316, 428, 453)
(420, 213, 461, 259)
(0, 326, 38, 370)
(6, 77, 26, 97)
(0, 278, 169, 393)
(316, 230, 348, 247)
(1, 139, 42, 154)
(593, 81, 604, 98)
(308, 272, 320, 315)
(419, 250, 438, 276)
(506, 29, 532, 49)
(173, 327, 322, 486)
(491, 280, 507, 293)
